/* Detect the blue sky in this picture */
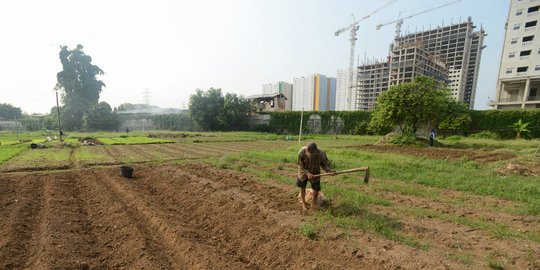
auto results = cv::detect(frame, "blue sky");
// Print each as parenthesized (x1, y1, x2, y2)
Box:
(0, 0, 509, 113)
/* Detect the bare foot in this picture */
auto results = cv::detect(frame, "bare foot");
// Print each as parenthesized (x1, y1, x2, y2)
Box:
(311, 203, 320, 210)
(298, 198, 309, 211)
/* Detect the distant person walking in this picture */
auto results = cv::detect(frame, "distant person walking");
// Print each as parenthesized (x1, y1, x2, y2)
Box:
(297, 142, 335, 210)
(429, 128, 436, 147)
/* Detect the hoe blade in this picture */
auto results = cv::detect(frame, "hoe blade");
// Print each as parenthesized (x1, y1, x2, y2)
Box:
(364, 167, 370, 184)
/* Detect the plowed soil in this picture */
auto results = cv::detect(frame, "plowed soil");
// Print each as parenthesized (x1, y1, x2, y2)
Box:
(354, 145, 516, 163)
(1, 162, 539, 269)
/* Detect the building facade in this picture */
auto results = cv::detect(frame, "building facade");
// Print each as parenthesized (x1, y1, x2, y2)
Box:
(355, 42, 447, 110)
(247, 93, 288, 112)
(292, 74, 336, 111)
(356, 61, 390, 110)
(395, 17, 485, 108)
(262, 81, 293, 110)
(490, 0, 540, 109)
(336, 69, 357, 111)
(389, 42, 448, 86)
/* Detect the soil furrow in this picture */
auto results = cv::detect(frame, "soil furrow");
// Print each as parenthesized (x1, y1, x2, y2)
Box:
(90, 169, 198, 269)
(23, 172, 98, 269)
(0, 175, 44, 269)
(165, 143, 222, 158)
(145, 144, 194, 159)
(100, 145, 122, 163)
(78, 169, 177, 269)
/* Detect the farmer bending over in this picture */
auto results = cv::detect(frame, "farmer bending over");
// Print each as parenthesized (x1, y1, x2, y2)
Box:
(297, 142, 335, 210)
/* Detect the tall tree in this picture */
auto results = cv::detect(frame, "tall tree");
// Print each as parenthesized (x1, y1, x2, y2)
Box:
(369, 76, 450, 135)
(189, 88, 225, 131)
(218, 93, 253, 130)
(189, 88, 253, 131)
(84, 101, 119, 131)
(55, 44, 105, 130)
(0, 103, 22, 119)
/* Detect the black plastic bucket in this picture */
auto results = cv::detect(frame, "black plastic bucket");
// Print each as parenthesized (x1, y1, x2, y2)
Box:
(120, 165, 134, 178)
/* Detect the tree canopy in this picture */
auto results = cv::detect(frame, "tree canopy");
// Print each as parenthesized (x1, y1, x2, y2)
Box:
(189, 88, 253, 131)
(0, 103, 22, 119)
(84, 101, 119, 131)
(369, 76, 457, 135)
(55, 44, 105, 130)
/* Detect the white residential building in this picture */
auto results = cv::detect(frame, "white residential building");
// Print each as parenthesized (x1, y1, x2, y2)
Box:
(490, 0, 540, 109)
(292, 74, 336, 111)
(292, 76, 315, 111)
(335, 69, 357, 111)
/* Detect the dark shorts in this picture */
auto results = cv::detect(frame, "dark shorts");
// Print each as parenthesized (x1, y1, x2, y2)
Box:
(296, 178, 321, 191)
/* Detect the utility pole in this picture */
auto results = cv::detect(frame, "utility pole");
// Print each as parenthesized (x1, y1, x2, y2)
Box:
(55, 89, 63, 142)
(298, 107, 304, 145)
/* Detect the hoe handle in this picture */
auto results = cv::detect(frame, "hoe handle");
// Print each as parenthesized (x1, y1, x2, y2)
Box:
(313, 167, 369, 177)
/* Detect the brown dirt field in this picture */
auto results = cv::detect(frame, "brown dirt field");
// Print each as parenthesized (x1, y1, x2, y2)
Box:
(353, 145, 516, 163)
(2, 163, 539, 269)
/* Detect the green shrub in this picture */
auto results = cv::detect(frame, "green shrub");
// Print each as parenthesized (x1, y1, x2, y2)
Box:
(387, 134, 423, 146)
(469, 109, 540, 138)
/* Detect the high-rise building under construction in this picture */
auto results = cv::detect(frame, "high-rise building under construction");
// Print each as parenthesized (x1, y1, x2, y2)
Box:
(395, 17, 485, 109)
(355, 17, 485, 110)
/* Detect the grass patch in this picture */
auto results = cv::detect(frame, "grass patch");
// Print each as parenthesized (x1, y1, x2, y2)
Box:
(298, 223, 317, 240)
(0, 144, 28, 164)
(447, 252, 473, 265)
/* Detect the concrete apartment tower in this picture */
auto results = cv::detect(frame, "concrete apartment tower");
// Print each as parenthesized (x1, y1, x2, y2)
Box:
(355, 18, 485, 110)
(262, 81, 293, 110)
(292, 74, 336, 111)
(491, 0, 540, 109)
(336, 69, 357, 111)
(395, 17, 485, 109)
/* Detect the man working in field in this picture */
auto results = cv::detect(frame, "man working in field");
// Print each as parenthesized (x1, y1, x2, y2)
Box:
(297, 142, 335, 210)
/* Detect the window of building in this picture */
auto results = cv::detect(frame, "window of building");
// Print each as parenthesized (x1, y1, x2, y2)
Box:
(509, 52, 516, 58)
(520, 50, 532, 56)
(511, 38, 518, 44)
(517, 66, 528, 72)
(536, 65, 540, 71)
(514, 23, 521, 30)
(516, 9, 524, 16)
(525, 21, 538, 28)
(506, 68, 513, 74)
(523, 35, 535, 42)
(528, 5, 540, 13)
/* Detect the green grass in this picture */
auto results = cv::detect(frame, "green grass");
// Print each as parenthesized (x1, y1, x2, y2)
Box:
(298, 223, 317, 240)
(217, 146, 540, 215)
(203, 137, 540, 249)
(0, 144, 29, 164)
(441, 136, 540, 150)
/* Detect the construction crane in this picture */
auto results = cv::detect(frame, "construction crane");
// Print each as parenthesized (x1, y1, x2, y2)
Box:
(376, 0, 463, 39)
(335, 0, 397, 110)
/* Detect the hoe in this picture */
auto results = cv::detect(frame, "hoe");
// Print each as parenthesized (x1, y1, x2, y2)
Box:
(313, 167, 370, 184)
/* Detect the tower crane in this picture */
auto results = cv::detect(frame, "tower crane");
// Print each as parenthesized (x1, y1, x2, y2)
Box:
(335, 0, 397, 110)
(375, 0, 462, 40)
